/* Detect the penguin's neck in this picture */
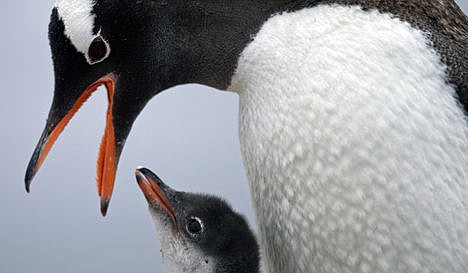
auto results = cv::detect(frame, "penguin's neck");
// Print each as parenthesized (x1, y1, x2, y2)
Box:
(179, 0, 318, 89)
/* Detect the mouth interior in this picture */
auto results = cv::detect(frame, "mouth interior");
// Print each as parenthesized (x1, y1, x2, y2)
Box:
(136, 170, 178, 228)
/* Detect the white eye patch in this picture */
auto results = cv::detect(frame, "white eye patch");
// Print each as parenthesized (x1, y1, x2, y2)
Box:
(55, 0, 110, 64)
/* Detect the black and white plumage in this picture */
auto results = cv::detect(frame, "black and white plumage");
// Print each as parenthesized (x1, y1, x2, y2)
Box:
(135, 167, 259, 273)
(25, 1, 467, 272)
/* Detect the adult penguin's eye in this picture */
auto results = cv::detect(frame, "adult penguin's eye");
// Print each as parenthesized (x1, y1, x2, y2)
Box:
(87, 35, 110, 64)
(186, 217, 203, 235)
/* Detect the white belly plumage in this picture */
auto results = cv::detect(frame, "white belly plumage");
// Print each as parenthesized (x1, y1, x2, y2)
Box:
(229, 5, 468, 273)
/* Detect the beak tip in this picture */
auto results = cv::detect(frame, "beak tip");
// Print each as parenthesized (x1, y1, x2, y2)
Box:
(100, 198, 110, 216)
(135, 167, 146, 184)
(24, 174, 33, 193)
(136, 166, 149, 173)
(135, 175, 143, 185)
(136, 166, 153, 184)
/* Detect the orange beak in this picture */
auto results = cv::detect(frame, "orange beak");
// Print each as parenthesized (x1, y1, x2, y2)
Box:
(135, 168, 178, 228)
(25, 74, 118, 216)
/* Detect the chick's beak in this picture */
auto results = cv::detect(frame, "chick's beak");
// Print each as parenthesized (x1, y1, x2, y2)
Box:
(135, 167, 178, 228)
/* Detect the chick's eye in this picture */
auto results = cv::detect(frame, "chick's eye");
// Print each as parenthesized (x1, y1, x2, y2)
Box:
(87, 35, 109, 64)
(187, 218, 203, 234)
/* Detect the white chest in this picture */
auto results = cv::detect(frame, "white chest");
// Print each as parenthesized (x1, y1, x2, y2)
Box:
(229, 5, 468, 273)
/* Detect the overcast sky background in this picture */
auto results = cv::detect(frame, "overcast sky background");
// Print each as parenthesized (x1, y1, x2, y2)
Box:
(1, 1, 467, 272)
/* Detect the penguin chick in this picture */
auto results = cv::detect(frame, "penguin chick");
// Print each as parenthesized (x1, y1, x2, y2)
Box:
(135, 167, 260, 273)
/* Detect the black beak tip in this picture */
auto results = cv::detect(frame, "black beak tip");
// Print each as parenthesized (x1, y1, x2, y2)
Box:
(25, 145, 43, 193)
(24, 165, 36, 194)
(135, 166, 146, 184)
(136, 166, 150, 174)
(137, 167, 164, 183)
(135, 167, 169, 193)
(100, 198, 110, 216)
(135, 174, 143, 184)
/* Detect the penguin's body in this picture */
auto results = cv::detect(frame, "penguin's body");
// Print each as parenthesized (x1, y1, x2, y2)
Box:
(232, 5, 468, 272)
(26, 1, 467, 272)
(135, 168, 260, 273)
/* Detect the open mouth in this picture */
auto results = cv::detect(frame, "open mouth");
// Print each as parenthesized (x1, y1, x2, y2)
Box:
(135, 167, 178, 228)
(25, 73, 118, 215)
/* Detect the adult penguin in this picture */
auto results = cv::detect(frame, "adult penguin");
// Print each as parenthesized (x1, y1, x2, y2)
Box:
(26, 1, 467, 272)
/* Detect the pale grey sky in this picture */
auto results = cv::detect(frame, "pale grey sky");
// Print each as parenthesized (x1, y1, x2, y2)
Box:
(1, 1, 467, 272)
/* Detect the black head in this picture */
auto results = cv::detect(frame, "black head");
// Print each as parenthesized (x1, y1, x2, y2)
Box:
(25, 0, 295, 215)
(136, 167, 260, 273)
(25, 1, 187, 215)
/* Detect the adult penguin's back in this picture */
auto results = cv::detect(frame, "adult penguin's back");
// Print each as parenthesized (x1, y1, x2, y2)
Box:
(230, 1, 467, 272)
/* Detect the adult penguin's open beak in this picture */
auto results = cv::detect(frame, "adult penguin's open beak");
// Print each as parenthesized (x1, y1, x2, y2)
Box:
(25, 73, 120, 215)
(26, 7, 165, 216)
